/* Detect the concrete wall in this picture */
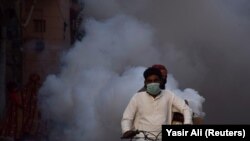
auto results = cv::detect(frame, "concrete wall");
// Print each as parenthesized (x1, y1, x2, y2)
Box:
(0, 27, 6, 119)
(21, 0, 71, 83)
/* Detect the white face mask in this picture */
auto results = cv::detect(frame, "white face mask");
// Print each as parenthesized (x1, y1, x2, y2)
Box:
(146, 83, 161, 95)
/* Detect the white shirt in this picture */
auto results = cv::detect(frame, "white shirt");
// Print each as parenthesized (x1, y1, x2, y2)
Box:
(121, 90, 193, 135)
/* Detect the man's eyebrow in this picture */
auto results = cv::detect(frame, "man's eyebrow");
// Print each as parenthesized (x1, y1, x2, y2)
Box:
(146, 78, 160, 81)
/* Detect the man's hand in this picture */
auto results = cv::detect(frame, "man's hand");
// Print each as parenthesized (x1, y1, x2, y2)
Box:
(121, 130, 139, 139)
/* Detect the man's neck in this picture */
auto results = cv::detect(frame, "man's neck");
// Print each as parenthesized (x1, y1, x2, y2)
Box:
(148, 91, 162, 98)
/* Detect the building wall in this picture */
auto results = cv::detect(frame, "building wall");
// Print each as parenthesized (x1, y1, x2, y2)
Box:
(0, 0, 22, 119)
(21, 0, 71, 83)
(0, 1, 81, 139)
(0, 28, 7, 119)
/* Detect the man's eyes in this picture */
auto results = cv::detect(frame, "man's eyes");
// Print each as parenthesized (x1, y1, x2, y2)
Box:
(146, 79, 160, 83)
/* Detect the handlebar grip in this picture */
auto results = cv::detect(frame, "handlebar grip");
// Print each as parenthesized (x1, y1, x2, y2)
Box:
(121, 130, 140, 139)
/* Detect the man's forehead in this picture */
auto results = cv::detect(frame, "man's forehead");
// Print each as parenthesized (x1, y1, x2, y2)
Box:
(146, 74, 160, 80)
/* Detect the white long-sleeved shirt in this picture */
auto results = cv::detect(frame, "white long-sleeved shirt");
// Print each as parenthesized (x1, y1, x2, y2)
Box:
(121, 90, 193, 135)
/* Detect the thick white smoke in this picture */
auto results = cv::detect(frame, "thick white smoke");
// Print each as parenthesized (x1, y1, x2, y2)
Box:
(82, 0, 250, 124)
(38, 13, 205, 141)
(166, 74, 205, 118)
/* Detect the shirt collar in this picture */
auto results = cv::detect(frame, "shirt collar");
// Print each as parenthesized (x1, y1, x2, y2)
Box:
(147, 91, 163, 100)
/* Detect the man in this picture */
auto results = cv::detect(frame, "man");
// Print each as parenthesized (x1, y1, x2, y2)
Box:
(138, 64, 167, 92)
(121, 67, 193, 139)
(140, 64, 204, 125)
(151, 65, 187, 124)
(138, 64, 184, 124)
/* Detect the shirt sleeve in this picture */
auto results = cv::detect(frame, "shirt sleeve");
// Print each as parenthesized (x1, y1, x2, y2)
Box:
(121, 95, 137, 133)
(172, 95, 193, 124)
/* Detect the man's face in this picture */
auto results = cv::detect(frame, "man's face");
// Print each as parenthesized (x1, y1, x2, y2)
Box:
(160, 69, 167, 79)
(145, 75, 161, 85)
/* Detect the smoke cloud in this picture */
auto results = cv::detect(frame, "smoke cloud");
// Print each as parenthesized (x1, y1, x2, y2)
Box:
(39, 15, 187, 140)
(38, 0, 250, 140)
(82, 0, 250, 123)
(39, 14, 204, 141)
